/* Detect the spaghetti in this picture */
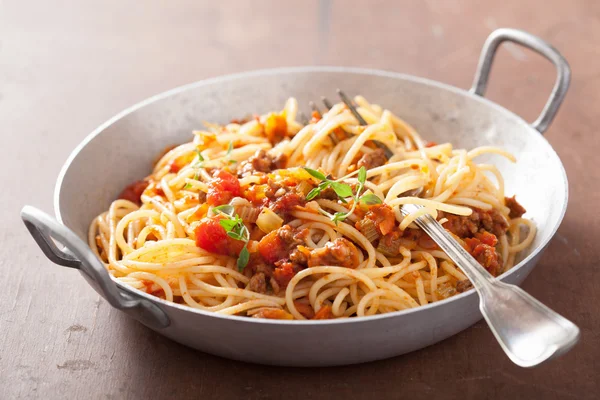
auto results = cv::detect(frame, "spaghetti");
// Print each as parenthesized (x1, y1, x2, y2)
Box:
(89, 96, 535, 320)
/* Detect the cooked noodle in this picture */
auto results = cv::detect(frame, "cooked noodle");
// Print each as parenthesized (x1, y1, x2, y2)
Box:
(89, 96, 535, 320)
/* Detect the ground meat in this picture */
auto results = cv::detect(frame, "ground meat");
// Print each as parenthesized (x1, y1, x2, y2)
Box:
(238, 150, 289, 176)
(118, 180, 149, 205)
(258, 225, 308, 264)
(465, 232, 502, 276)
(505, 196, 526, 219)
(248, 272, 267, 293)
(357, 148, 388, 169)
(456, 279, 473, 293)
(273, 260, 304, 287)
(442, 208, 508, 238)
(307, 238, 360, 269)
(289, 247, 309, 266)
(197, 191, 207, 203)
(270, 193, 306, 218)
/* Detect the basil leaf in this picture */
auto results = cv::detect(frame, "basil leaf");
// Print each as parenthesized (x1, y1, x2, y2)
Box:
(359, 193, 383, 205)
(332, 211, 348, 224)
(184, 183, 193, 189)
(303, 167, 327, 181)
(306, 187, 321, 201)
(330, 182, 353, 198)
(237, 246, 250, 271)
(219, 219, 238, 231)
(195, 149, 205, 162)
(358, 166, 367, 185)
(226, 141, 234, 156)
(213, 204, 234, 216)
(227, 231, 244, 241)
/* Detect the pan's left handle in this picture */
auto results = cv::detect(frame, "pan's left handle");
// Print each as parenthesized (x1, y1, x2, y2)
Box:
(21, 205, 170, 329)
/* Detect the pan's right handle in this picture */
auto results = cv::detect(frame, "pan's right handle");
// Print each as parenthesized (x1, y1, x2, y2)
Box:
(471, 28, 571, 134)
(21, 205, 169, 329)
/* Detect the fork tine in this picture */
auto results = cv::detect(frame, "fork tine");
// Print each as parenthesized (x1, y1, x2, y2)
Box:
(309, 101, 320, 115)
(298, 111, 309, 125)
(337, 89, 393, 159)
(321, 96, 333, 110)
(337, 89, 368, 126)
(311, 100, 339, 144)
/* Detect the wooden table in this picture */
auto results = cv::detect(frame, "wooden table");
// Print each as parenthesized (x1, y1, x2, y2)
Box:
(1, 1, 598, 398)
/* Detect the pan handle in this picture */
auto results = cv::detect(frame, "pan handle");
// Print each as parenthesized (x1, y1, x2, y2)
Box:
(470, 28, 571, 134)
(21, 205, 170, 329)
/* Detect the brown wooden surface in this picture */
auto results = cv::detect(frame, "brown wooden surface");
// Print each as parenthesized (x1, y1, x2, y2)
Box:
(1, 0, 599, 398)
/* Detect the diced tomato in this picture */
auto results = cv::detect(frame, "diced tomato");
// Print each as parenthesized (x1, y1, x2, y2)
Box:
(273, 261, 298, 288)
(264, 113, 288, 144)
(425, 141, 437, 148)
(194, 216, 242, 256)
(258, 230, 288, 263)
(118, 180, 149, 205)
(206, 170, 241, 206)
(168, 152, 195, 173)
(362, 204, 396, 236)
(293, 301, 315, 319)
(252, 309, 293, 320)
(475, 230, 498, 247)
(312, 305, 333, 320)
(465, 236, 501, 276)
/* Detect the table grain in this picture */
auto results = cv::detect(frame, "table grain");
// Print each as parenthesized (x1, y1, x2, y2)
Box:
(1, 1, 599, 399)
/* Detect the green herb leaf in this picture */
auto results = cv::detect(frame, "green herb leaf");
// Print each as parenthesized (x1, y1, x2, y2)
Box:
(303, 167, 327, 180)
(184, 183, 193, 189)
(219, 219, 238, 231)
(237, 246, 250, 271)
(306, 187, 322, 201)
(332, 211, 348, 224)
(359, 193, 383, 205)
(330, 182, 353, 198)
(226, 141, 234, 156)
(358, 166, 367, 185)
(195, 149, 205, 162)
(227, 231, 244, 241)
(213, 204, 234, 216)
(228, 159, 237, 164)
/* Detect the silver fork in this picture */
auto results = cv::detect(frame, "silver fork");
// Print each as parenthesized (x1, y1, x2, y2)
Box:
(315, 92, 580, 367)
(401, 204, 580, 367)
(300, 90, 394, 159)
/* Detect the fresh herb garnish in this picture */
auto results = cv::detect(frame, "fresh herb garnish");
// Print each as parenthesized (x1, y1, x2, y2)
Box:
(303, 166, 382, 223)
(213, 205, 250, 271)
(359, 193, 383, 205)
(225, 141, 237, 164)
(191, 149, 207, 180)
(184, 182, 193, 189)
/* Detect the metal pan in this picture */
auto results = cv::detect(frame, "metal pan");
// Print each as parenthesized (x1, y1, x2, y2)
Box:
(21, 28, 570, 366)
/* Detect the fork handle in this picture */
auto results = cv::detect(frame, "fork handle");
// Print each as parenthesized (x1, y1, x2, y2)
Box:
(401, 204, 580, 367)
(401, 204, 494, 291)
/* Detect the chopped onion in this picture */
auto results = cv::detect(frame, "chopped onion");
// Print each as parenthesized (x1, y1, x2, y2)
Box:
(356, 219, 381, 242)
(296, 180, 313, 196)
(377, 235, 401, 256)
(230, 197, 261, 223)
(256, 208, 284, 233)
